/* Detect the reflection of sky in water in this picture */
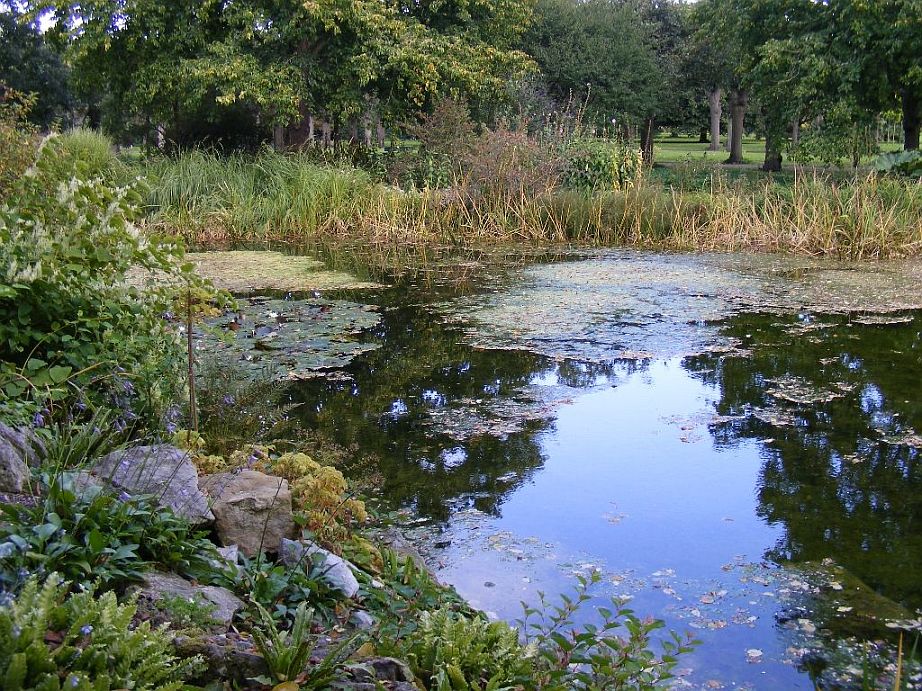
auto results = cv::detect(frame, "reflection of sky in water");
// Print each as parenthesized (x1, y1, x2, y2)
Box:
(430, 359, 810, 688)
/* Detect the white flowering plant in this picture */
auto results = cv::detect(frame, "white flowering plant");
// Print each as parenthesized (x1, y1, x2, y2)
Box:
(0, 132, 216, 426)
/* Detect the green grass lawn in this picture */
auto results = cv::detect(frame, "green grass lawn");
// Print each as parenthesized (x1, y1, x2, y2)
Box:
(653, 135, 766, 164)
(653, 135, 904, 167)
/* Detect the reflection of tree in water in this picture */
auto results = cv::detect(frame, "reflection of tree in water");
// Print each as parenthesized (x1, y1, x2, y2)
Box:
(684, 312, 922, 609)
(291, 296, 622, 521)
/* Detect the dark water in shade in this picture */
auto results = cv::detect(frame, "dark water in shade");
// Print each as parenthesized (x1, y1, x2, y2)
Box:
(289, 259, 922, 689)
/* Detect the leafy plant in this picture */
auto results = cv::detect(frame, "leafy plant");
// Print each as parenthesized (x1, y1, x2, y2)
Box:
(0, 88, 38, 201)
(518, 572, 698, 690)
(250, 601, 363, 687)
(395, 608, 535, 691)
(0, 473, 220, 593)
(155, 593, 220, 633)
(564, 138, 645, 191)
(261, 452, 368, 549)
(0, 572, 203, 690)
(357, 548, 473, 641)
(873, 150, 922, 178)
(0, 129, 216, 424)
(234, 552, 342, 627)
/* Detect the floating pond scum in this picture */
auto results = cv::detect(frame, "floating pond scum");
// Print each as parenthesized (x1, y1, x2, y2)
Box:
(248, 249, 920, 688)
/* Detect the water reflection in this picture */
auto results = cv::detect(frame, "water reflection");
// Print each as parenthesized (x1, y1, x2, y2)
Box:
(291, 296, 629, 520)
(684, 312, 922, 610)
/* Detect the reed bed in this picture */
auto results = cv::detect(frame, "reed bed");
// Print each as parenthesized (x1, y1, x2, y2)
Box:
(137, 150, 922, 260)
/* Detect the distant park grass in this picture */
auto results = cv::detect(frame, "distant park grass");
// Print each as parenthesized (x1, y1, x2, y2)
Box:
(653, 135, 903, 166)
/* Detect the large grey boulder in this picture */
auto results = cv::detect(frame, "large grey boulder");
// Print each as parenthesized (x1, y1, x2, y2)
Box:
(93, 445, 214, 524)
(200, 470, 296, 556)
(135, 571, 244, 628)
(0, 423, 43, 493)
(280, 537, 360, 599)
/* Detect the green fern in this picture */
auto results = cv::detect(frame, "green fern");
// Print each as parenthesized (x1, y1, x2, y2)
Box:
(0, 573, 203, 691)
(401, 609, 535, 690)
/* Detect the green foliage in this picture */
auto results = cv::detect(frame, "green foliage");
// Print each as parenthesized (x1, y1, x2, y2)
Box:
(0, 129, 211, 422)
(873, 150, 922, 177)
(358, 548, 473, 641)
(397, 609, 535, 691)
(155, 594, 220, 633)
(0, 573, 203, 690)
(0, 470, 219, 592)
(250, 601, 362, 687)
(564, 139, 645, 191)
(519, 572, 697, 690)
(234, 553, 342, 627)
(793, 105, 879, 169)
(0, 12, 72, 129)
(0, 89, 38, 201)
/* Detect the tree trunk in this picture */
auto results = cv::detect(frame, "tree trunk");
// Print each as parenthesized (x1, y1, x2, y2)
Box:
(708, 88, 722, 152)
(762, 137, 782, 172)
(903, 89, 920, 150)
(376, 122, 386, 147)
(273, 125, 286, 151)
(791, 118, 800, 146)
(726, 89, 747, 164)
(725, 117, 732, 151)
(698, 127, 709, 143)
(641, 116, 655, 165)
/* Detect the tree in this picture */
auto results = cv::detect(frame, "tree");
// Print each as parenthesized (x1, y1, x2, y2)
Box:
(0, 8, 71, 127)
(32, 0, 534, 146)
(830, 0, 922, 151)
(524, 0, 664, 136)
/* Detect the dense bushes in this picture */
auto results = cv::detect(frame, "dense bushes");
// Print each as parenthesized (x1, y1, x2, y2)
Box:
(0, 130, 214, 425)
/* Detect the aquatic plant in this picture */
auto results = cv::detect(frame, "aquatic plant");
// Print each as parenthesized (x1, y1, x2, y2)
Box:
(138, 149, 922, 259)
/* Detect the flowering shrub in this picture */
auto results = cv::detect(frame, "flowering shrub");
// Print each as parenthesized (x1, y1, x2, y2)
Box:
(0, 131, 213, 424)
(0, 573, 203, 690)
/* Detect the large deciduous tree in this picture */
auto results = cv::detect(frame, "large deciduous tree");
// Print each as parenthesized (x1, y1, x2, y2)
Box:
(32, 0, 534, 146)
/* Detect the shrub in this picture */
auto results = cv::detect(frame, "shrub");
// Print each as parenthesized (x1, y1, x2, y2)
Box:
(0, 573, 203, 690)
(0, 88, 38, 201)
(0, 130, 211, 424)
(564, 138, 644, 191)
(262, 452, 368, 548)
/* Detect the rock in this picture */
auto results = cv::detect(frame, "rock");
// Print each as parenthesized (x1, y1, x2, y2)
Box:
(342, 657, 415, 684)
(135, 571, 243, 628)
(216, 544, 239, 565)
(279, 538, 360, 598)
(200, 470, 295, 556)
(174, 634, 268, 686)
(350, 610, 375, 630)
(0, 423, 38, 493)
(0, 422, 45, 466)
(93, 445, 213, 524)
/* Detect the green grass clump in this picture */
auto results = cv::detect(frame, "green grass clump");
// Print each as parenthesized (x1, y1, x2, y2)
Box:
(136, 148, 922, 259)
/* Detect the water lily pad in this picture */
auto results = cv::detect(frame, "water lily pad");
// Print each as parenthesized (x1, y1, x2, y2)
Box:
(198, 296, 381, 380)
(186, 250, 381, 293)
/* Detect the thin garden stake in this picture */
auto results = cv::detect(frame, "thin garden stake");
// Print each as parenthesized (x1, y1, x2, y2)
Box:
(187, 285, 198, 433)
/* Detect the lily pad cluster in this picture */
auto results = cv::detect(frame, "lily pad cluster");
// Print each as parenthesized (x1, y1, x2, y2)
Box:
(198, 297, 381, 381)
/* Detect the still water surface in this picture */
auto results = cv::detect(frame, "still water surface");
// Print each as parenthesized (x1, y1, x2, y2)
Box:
(292, 251, 921, 688)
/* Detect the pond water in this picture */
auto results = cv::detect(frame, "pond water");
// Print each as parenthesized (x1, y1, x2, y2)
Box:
(279, 250, 921, 689)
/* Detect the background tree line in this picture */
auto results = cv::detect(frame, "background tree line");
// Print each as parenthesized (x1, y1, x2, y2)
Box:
(1, 0, 919, 168)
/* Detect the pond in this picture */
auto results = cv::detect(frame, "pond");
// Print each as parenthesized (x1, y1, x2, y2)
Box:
(243, 249, 922, 688)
